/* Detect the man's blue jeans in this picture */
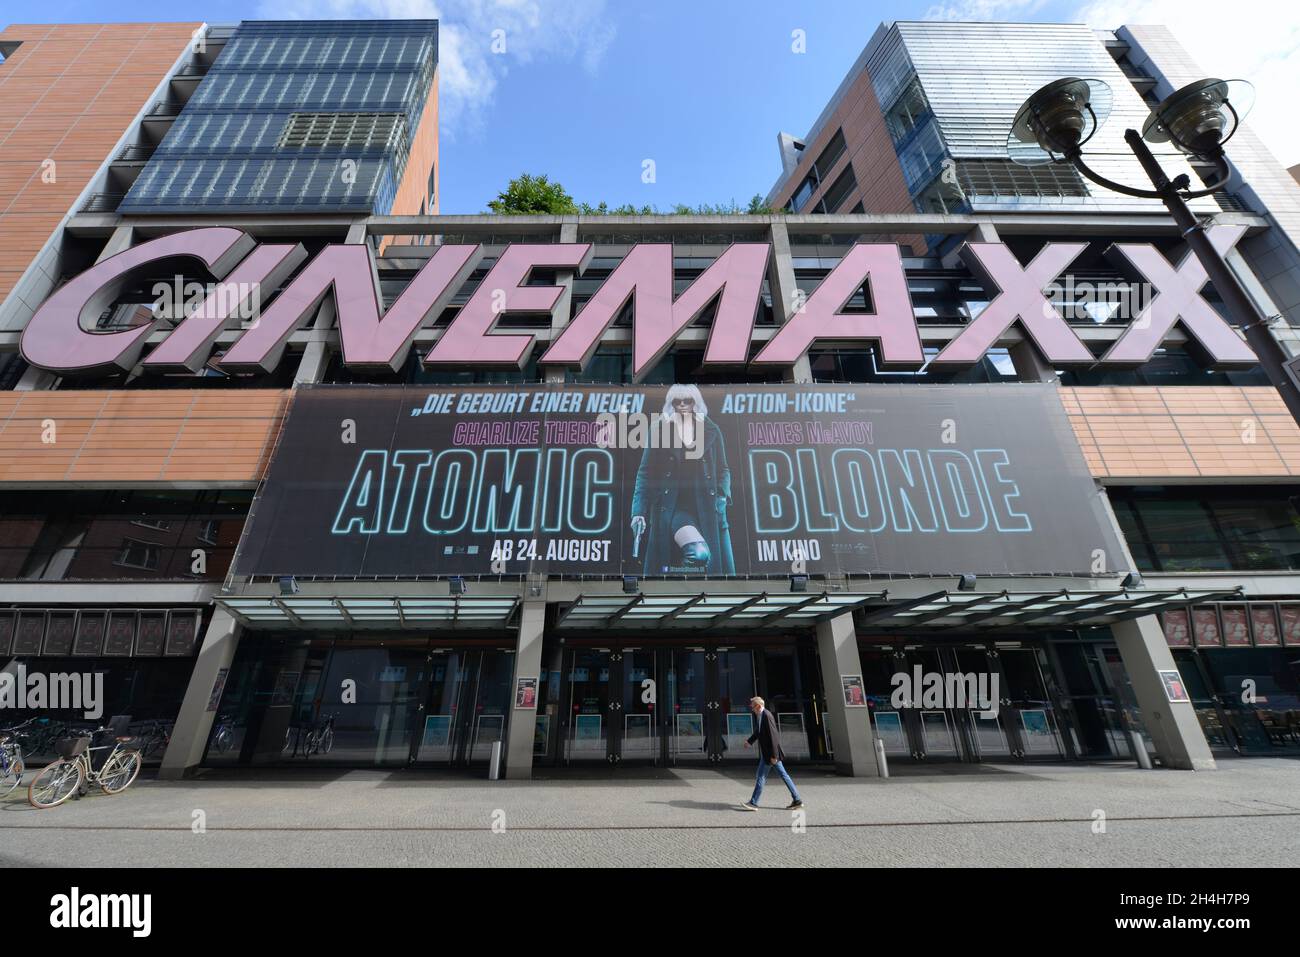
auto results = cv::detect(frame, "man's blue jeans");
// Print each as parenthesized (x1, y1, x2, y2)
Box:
(751, 757, 801, 805)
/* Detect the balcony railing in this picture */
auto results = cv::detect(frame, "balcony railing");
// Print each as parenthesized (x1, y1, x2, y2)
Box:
(146, 100, 183, 118)
(80, 193, 126, 213)
(114, 144, 156, 163)
(1214, 191, 1257, 214)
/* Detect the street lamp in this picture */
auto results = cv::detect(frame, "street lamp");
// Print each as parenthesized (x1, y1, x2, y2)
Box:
(1007, 76, 1300, 425)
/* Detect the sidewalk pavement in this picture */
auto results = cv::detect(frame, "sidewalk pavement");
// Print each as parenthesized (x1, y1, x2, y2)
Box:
(2, 758, 1298, 867)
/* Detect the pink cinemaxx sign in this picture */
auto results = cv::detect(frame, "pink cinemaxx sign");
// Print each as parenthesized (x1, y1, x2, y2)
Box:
(19, 224, 1258, 377)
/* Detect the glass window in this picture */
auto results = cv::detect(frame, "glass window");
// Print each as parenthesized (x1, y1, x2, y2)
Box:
(1109, 486, 1300, 572)
(119, 20, 437, 215)
(115, 540, 162, 570)
(791, 174, 817, 212)
(884, 78, 931, 144)
(0, 491, 249, 582)
(1057, 347, 1270, 386)
(812, 129, 847, 178)
(820, 165, 858, 213)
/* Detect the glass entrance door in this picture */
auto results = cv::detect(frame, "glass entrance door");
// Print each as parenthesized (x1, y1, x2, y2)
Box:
(467, 651, 514, 766)
(663, 647, 758, 765)
(951, 647, 1013, 760)
(667, 648, 710, 764)
(901, 649, 965, 760)
(564, 648, 613, 763)
(617, 649, 659, 764)
(412, 650, 472, 765)
(859, 645, 1015, 763)
(997, 648, 1066, 759)
(410, 649, 514, 767)
(715, 648, 756, 764)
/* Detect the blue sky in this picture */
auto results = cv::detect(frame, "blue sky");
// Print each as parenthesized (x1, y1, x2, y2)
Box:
(4, 0, 1295, 213)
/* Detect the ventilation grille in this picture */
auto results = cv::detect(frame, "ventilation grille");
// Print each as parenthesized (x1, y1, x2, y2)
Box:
(277, 112, 407, 150)
(956, 158, 1089, 199)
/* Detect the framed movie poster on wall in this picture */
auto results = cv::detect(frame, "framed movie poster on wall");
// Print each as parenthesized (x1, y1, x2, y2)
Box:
(1219, 605, 1251, 646)
(1281, 604, 1300, 646)
(1191, 606, 1223, 647)
(1249, 604, 1282, 646)
(1161, 608, 1192, 647)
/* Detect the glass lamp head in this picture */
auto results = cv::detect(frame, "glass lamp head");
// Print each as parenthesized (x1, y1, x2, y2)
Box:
(1008, 77, 1112, 166)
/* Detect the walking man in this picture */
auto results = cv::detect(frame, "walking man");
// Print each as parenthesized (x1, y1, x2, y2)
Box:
(740, 696, 803, 810)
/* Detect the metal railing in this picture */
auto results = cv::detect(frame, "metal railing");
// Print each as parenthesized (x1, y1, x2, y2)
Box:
(114, 144, 156, 163)
(1214, 191, 1257, 214)
(80, 193, 126, 213)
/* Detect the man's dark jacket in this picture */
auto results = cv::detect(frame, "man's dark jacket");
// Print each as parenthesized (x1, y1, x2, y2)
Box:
(747, 708, 784, 762)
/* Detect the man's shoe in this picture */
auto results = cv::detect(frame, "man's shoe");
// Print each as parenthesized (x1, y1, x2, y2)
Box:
(786, 800, 804, 810)
(740, 801, 759, 811)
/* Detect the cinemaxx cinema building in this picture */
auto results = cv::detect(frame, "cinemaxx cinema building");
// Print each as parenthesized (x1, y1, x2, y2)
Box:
(1, 17, 1299, 781)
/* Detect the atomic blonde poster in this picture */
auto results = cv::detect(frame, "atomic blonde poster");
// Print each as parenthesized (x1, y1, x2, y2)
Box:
(234, 383, 1121, 579)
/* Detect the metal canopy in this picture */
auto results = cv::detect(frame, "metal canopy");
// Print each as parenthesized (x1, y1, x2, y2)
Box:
(555, 592, 883, 631)
(866, 587, 1240, 634)
(217, 596, 520, 630)
(215, 587, 1240, 635)
(555, 587, 1240, 634)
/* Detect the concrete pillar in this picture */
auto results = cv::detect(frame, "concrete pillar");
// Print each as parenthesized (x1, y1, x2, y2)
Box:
(159, 608, 243, 779)
(767, 221, 798, 328)
(541, 221, 580, 384)
(504, 600, 546, 779)
(814, 612, 879, 777)
(941, 220, 999, 269)
(293, 299, 336, 386)
(345, 221, 369, 246)
(1009, 339, 1059, 383)
(98, 225, 137, 261)
(769, 221, 814, 383)
(1110, 615, 1216, 770)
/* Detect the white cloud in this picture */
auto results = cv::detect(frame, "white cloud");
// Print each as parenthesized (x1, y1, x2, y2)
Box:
(258, 0, 616, 137)
(924, 0, 1048, 20)
(1078, 0, 1300, 167)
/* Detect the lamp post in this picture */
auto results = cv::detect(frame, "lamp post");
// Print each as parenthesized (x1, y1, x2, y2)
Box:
(1008, 77, 1300, 426)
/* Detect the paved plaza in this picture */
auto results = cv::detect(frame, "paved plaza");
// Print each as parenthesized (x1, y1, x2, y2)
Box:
(2, 757, 1298, 867)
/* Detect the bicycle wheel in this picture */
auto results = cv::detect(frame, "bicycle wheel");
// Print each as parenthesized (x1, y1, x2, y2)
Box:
(215, 728, 233, 752)
(99, 750, 142, 795)
(28, 760, 83, 809)
(0, 755, 23, 796)
(320, 727, 334, 754)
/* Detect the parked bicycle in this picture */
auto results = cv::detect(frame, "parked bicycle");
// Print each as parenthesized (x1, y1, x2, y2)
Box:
(134, 719, 173, 760)
(211, 714, 236, 753)
(306, 713, 335, 755)
(283, 713, 336, 757)
(0, 729, 25, 797)
(26, 722, 87, 759)
(27, 728, 143, 809)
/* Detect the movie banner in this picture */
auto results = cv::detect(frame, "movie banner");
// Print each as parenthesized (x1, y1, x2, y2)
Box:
(232, 383, 1124, 579)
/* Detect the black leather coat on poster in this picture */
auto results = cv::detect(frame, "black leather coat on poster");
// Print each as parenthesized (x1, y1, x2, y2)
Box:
(629, 416, 736, 576)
